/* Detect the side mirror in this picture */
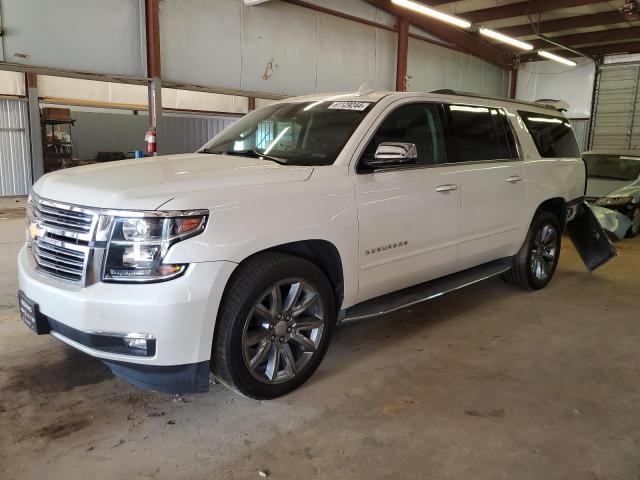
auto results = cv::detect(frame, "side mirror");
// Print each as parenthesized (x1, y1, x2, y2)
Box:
(362, 142, 418, 169)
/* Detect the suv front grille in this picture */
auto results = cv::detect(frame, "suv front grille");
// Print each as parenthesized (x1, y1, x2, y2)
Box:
(28, 195, 99, 285)
(31, 201, 94, 234)
(32, 238, 87, 282)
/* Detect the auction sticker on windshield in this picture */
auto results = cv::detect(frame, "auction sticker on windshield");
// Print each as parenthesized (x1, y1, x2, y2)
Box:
(328, 102, 370, 111)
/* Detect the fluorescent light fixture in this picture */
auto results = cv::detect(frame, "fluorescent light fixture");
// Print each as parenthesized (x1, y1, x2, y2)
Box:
(538, 50, 577, 67)
(391, 0, 471, 29)
(479, 27, 533, 51)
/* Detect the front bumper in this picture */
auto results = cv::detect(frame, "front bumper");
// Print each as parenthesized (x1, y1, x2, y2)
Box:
(18, 246, 237, 393)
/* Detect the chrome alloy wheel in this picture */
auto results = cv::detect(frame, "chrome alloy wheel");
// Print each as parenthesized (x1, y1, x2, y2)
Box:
(530, 223, 558, 281)
(242, 279, 325, 384)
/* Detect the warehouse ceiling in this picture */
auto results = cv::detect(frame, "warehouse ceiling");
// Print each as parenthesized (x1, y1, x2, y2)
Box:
(366, 0, 640, 65)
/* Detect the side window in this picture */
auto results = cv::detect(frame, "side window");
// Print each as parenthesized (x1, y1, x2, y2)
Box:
(443, 104, 519, 162)
(518, 111, 580, 158)
(362, 103, 446, 167)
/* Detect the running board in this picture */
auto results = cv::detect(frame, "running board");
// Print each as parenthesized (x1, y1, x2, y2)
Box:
(341, 259, 512, 322)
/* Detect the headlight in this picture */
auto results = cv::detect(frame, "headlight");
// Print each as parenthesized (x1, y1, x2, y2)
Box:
(103, 213, 208, 283)
(594, 196, 633, 208)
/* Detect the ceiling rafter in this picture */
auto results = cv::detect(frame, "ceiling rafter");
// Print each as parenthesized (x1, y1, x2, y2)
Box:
(500, 11, 629, 38)
(529, 26, 640, 50)
(455, 0, 608, 23)
(521, 41, 640, 61)
(364, 0, 513, 69)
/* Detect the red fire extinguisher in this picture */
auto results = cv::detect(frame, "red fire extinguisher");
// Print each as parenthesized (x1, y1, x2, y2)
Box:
(145, 127, 157, 155)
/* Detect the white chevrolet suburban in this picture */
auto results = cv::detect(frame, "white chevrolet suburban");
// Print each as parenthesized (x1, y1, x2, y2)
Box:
(19, 90, 596, 399)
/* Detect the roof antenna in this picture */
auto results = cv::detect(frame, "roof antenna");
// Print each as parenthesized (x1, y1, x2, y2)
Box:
(356, 83, 374, 96)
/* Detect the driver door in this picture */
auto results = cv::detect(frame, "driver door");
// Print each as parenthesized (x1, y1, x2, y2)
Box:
(352, 102, 461, 303)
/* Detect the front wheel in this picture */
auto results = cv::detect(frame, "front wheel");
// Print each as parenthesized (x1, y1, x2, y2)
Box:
(212, 253, 335, 399)
(503, 210, 561, 290)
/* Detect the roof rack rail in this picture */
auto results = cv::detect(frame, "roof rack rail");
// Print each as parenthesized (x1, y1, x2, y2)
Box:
(430, 89, 559, 112)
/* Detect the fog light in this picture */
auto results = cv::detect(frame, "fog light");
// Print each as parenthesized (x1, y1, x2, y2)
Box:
(124, 337, 148, 352)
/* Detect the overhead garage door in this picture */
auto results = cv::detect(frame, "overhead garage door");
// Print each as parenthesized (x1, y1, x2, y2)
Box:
(590, 64, 640, 150)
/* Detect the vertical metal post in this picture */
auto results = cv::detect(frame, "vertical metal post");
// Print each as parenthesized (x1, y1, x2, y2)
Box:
(148, 77, 162, 155)
(248, 97, 256, 112)
(509, 68, 518, 99)
(145, 0, 162, 155)
(396, 17, 409, 92)
(26, 73, 43, 182)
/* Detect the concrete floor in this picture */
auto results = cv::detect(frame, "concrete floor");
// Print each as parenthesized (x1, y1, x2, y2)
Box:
(1, 202, 639, 480)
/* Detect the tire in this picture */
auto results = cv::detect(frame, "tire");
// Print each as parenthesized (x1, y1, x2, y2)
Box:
(212, 252, 335, 399)
(626, 205, 640, 238)
(502, 210, 561, 291)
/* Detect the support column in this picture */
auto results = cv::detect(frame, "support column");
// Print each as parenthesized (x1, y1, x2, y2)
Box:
(509, 68, 518, 99)
(248, 97, 256, 112)
(145, 0, 162, 155)
(396, 16, 409, 92)
(26, 73, 43, 181)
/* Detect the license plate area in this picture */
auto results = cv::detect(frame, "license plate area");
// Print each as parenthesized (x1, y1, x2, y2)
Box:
(18, 291, 50, 335)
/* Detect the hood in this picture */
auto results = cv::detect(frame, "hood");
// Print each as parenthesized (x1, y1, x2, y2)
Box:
(586, 178, 633, 199)
(33, 153, 314, 210)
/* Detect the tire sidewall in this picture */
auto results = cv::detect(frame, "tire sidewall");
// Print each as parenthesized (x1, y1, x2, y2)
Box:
(223, 257, 335, 399)
(525, 212, 561, 290)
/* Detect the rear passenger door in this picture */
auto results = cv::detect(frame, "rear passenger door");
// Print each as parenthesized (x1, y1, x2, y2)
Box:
(442, 104, 526, 270)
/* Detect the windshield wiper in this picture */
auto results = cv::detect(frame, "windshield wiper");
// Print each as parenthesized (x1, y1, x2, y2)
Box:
(202, 148, 286, 164)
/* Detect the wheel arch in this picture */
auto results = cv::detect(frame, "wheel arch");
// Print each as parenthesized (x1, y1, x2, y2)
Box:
(537, 197, 566, 231)
(223, 239, 345, 315)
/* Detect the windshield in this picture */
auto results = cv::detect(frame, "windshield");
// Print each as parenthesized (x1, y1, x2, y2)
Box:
(583, 154, 640, 181)
(200, 100, 374, 166)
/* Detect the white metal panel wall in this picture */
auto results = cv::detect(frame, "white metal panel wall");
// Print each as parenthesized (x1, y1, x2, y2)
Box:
(516, 59, 596, 119)
(1, 0, 145, 77)
(161, 0, 507, 97)
(590, 65, 640, 150)
(407, 38, 509, 97)
(161, 0, 397, 96)
(0, 99, 31, 196)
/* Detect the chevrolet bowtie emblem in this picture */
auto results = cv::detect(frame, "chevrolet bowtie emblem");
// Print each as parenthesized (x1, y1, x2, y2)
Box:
(28, 222, 45, 240)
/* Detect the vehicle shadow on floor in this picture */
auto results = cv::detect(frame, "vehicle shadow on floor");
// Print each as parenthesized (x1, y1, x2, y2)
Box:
(3, 345, 112, 395)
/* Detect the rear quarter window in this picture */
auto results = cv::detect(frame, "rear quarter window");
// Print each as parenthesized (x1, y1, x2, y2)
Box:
(518, 111, 580, 158)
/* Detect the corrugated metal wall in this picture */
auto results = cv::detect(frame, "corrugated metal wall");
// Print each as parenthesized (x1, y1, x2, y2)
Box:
(0, 99, 32, 196)
(161, 115, 236, 155)
(69, 110, 237, 160)
(569, 119, 590, 152)
(590, 65, 640, 150)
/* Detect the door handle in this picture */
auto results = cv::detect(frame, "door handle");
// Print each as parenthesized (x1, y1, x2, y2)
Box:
(507, 175, 523, 184)
(435, 184, 458, 193)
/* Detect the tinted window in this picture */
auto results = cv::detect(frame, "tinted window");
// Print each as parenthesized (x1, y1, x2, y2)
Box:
(362, 103, 446, 167)
(519, 111, 580, 158)
(444, 105, 519, 162)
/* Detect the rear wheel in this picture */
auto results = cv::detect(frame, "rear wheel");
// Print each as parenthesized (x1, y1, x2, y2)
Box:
(626, 205, 640, 238)
(503, 210, 561, 290)
(212, 253, 335, 399)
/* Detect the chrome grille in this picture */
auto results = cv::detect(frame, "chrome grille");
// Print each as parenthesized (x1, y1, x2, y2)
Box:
(31, 200, 94, 234)
(32, 238, 87, 282)
(28, 195, 99, 285)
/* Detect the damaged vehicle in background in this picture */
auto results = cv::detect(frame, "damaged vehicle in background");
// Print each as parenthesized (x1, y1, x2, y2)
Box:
(584, 151, 640, 239)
